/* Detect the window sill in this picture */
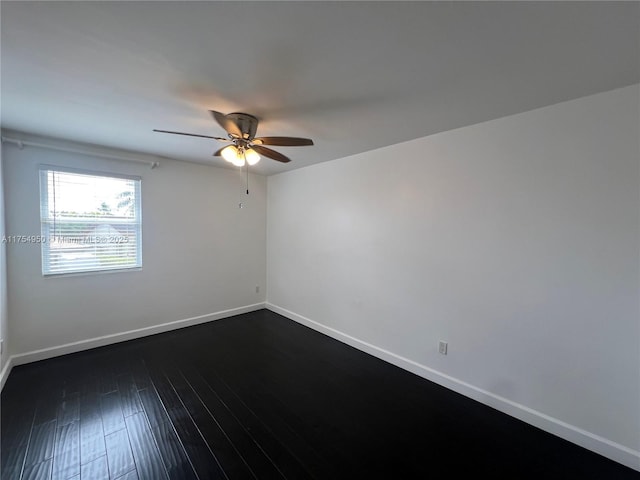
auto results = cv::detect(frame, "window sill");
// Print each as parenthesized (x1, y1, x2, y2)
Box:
(43, 266, 142, 278)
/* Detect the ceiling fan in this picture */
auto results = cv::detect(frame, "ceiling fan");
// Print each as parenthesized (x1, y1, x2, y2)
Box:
(154, 110, 313, 166)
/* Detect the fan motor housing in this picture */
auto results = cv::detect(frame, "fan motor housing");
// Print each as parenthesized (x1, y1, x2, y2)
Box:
(227, 112, 258, 140)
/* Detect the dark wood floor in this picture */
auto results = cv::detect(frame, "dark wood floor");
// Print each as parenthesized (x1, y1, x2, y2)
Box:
(1, 309, 637, 479)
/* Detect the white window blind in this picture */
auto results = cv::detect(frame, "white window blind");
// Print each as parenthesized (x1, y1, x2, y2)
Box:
(39, 166, 142, 275)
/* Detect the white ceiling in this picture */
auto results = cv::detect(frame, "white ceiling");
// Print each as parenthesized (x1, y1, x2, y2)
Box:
(2, 1, 638, 175)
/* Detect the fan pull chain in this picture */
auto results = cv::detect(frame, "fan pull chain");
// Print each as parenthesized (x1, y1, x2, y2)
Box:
(246, 162, 249, 195)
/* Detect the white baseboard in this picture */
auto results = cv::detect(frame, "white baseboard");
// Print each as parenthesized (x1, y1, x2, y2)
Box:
(7, 302, 266, 370)
(266, 302, 640, 472)
(0, 355, 13, 391)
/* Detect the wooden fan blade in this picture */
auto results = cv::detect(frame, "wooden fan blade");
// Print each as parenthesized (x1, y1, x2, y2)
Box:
(153, 129, 227, 141)
(210, 110, 242, 138)
(252, 145, 291, 163)
(252, 136, 314, 146)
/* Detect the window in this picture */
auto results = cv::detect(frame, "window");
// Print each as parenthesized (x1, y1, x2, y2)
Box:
(39, 166, 142, 275)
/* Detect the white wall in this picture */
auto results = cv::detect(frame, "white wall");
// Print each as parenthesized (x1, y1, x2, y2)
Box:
(0, 147, 9, 380)
(267, 85, 640, 467)
(3, 139, 266, 359)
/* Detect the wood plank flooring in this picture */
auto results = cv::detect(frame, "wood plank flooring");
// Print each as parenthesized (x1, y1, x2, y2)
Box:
(2, 309, 638, 479)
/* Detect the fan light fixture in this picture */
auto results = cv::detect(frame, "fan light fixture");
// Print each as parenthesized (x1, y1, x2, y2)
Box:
(244, 148, 260, 166)
(221, 145, 261, 167)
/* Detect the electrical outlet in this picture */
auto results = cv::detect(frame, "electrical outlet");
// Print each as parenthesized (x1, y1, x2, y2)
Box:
(438, 341, 448, 355)
(255, 285, 260, 293)
(0, 340, 3, 355)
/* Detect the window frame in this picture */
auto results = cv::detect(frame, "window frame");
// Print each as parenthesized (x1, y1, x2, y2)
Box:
(39, 165, 143, 277)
